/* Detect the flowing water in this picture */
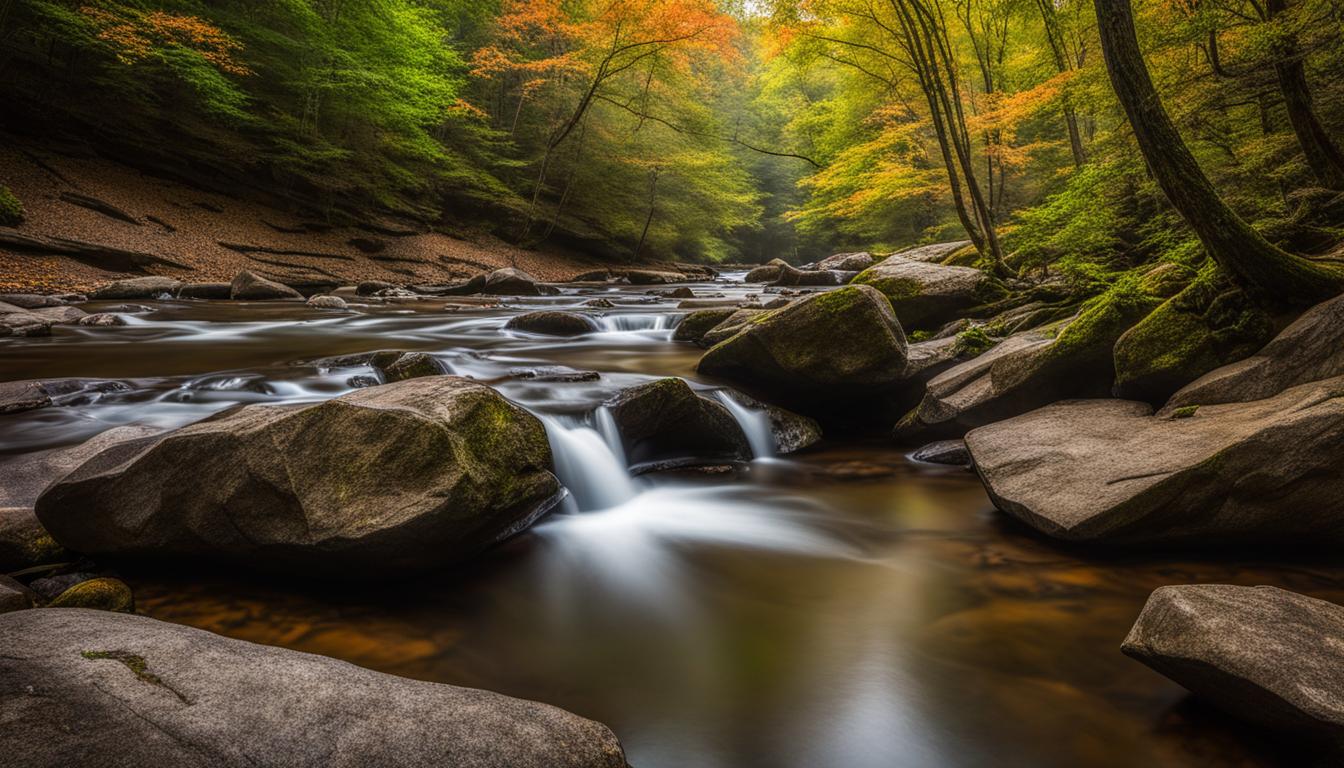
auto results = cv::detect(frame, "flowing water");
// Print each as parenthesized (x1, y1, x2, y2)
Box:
(1, 274, 1336, 767)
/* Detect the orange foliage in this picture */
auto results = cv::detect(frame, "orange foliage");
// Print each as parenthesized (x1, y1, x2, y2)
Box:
(80, 4, 251, 76)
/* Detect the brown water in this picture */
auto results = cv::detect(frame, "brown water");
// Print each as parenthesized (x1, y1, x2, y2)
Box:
(1, 275, 1335, 767)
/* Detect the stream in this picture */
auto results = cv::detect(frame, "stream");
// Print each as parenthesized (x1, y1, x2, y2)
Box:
(0, 273, 1335, 767)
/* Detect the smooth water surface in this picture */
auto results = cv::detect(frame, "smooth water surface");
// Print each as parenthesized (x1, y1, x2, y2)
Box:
(1, 274, 1333, 768)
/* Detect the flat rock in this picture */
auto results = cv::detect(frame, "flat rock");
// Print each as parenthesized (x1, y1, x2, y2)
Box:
(0, 609, 629, 767)
(1123, 584, 1344, 754)
(35, 378, 562, 575)
(89, 276, 181, 300)
(965, 376, 1344, 544)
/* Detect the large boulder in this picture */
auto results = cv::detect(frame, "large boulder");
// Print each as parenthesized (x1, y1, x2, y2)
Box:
(177, 282, 232, 300)
(0, 378, 130, 416)
(230, 270, 302, 300)
(89, 276, 181, 300)
(744, 258, 790, 283)
(772, 264, 841, 287)
(816, 252, 874, 271)
(0, 426, 159, 571)
(851, 256, 1001, 330)
(964, 375, 1344, 545)
(35, 378, 562, 575)
(0, 310, 52, 337)
(699, 308, 765, 348)
(895, 270, 1186, 439)
(506, 311, 600, 336)
(0, 609, 628, 767)
(890, 240, 973, 263)
(1164, 290, 1344, 413)
(1123, 585, 1344, 755)
(696, 286, 909, 426)
(672, 308, 738, 346)
(377, 352, 447, 382)
(605, 378, 749, 467)
(1112, 273, 1273, 404)
(482, 268, 545, 296)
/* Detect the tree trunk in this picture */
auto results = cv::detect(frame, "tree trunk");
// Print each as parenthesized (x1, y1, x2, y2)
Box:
(1093, 0, 1344, 302)
(1035, 0, 1087, 166)
(1265, 0, 1344, 190)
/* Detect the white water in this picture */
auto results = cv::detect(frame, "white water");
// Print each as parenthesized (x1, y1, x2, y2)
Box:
(714, 390, 776, 459)
(542, 415, 639, 512)
(595, 313, 671, 332)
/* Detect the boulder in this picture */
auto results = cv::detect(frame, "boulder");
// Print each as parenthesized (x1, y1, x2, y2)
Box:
(482, 267, 545, 296)
(89, 276, 181, 300)
(890, 240, 973, 263)
(723, 391, 823, 454)
(851, 255, 1001, 330)
(660, 286, 695, 299)
(0, 293, 67, 309)
(910, 439, 970, 466)
(306, 294, 348, 310)
(78, 313, 126, 327)
(0, 311, 51, 337)
(697, 286, 910, 426)
(378, 352, 446, 382)
(816, 252, 874, 271)
(356, 280, 397, 296)
(699, 308, 765, 347)
(47, 577, 135, 612)
(1164, 291, 1344, 413)
(585, 297, 616, 308)
(27, 305, 87, 324)
(505, 311, 600, 336)
(623, 269, 684, 285)
(772, 264, 841, 287)
(672, 308, 738, 345)
(34, 378, 562, 575)
(605, 378, 749, 467)
(0, 379, 51, 414)
(230, 270, 302, 300)
(0, 378, 130, 416)
(1123, 584, 1344, 755)
(0, 575, 34, 614)
(964, 375, 1344, 545)
(1113, 274, 1272, 404)
(0, 609, 629, 767)
(744, 259, 790, 283)
(176, 282, 232, 300)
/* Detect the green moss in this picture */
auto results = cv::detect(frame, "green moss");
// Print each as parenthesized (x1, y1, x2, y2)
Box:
(952, 326, 996, 357)
(940, 244, 980, 267)
(82, 650, 189, 703)
(0, 185, 24, 227)
(1171, 405, 1199, 418)
(908, 330, 933, 343)
(48, 577, 135, 613)
(853, 274, 922, 301)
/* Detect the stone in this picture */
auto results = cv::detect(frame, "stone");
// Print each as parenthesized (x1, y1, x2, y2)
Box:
(0, 379, 130, 416)
(623, 269, 684, 285)
(505, 310, 600, 336)
(0, 311, 51, 337)
(78, 313, 126, 327)
(772, 264, 841, 287)
(910, 439, 971, 466)
(509, 367, 601, 383)
(672, 308, 738, 345)
(816, 252, 875, 271)
(356, 280, 397, 296)
(723, 391, 823, 454)
(0, 293, 66, 309)
(306, 294, 348, 310)
(890, 240, 973, 263)
(176, 282, 232, 300)
(1123, 584, 1344, 755)
(378, 352, 447, 382)
(482, 267, 545, 295)
(964, 375, 1344, 545)
(28, 305, 87, 324)
(605, 378, 749, 467)
(46, 577, 135, 612)
(230, 270, 302, 300)
(0, 609, 629, 767)
(89, 276, 182, 300)
(585, 297, 616, 308)
(1164, 290, 1344, 413)
(0, 379, 51, 414)
(661, 287, 695, 299)
(30, 573, 100, 602)
(0, 575, 34, 613)
(851, 255, 1001, 331)
(744, 259, 790, 283)
(34, 378, 562, 575)
(697, 286, 909, 426)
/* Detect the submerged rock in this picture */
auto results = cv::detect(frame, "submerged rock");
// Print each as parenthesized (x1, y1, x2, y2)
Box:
(697, 285, 909, 426)
(1123, 585, 1344, 756)
(964, 375, 1344, 545)
(89, 276, 181, 300)
(0, 609, 629, 767)
(506, 310, 600, 336)
(230, 270, 302, 300)
(851, 255, 1001, 330)
(35, 378, 562, 575)
(605, 378, 749, 467)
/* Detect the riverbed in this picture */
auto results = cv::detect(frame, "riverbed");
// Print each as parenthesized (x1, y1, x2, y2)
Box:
(0, 273, 1332, 767)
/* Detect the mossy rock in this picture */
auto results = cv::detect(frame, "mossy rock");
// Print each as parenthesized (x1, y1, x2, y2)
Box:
(672, 308, 737, 346)
(505, 310, 599, 336)
(940, 244, 981, 267)
(0, 185, 24, 227)
(379, 352, 445, 382)
(851, 257, 1005, 331)
(1113, 273, 1273, 404)
(47, 577, 135, 613)
(605, 378, 749, 466)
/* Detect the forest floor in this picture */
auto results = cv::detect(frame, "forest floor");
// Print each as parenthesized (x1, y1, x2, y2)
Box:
(0, 142, 639, 293)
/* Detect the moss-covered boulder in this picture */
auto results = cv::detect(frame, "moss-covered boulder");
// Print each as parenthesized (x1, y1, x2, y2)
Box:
(896, 267, 1189, 439)
(851, 255, 1004, 331)
(672, 308, 738, 346)
(605, 378, 749, 467)
(815, 252, 874, 271)
(772, 264, 841, 286)
(47, 577, 134, 613)
(696, 285, 909, 425)
(35, 378, 561, 576)
(1113, 273, 1273, 404)
(505, 310, 600, 336)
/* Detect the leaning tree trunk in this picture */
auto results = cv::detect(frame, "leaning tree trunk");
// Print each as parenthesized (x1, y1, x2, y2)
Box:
(1265, 0, 1344, 190)
(1092, 0, 1344, 302)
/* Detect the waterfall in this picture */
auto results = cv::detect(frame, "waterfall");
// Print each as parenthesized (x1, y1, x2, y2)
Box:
(593, 406, 628, 467)
(595, 313, 671, 332)
(541, 415, 638, 512)
(713, 391, 775, 459)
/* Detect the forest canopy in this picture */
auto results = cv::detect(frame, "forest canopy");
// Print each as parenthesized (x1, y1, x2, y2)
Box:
(0, 0, 1341, 272)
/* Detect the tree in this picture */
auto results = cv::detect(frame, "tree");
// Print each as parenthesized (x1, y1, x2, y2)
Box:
(1093, 0, 1344, 301)
(1263, 0, 1344, 189)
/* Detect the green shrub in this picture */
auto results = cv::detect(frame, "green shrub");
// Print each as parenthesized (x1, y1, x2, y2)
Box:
(0, 185, 24, 226)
